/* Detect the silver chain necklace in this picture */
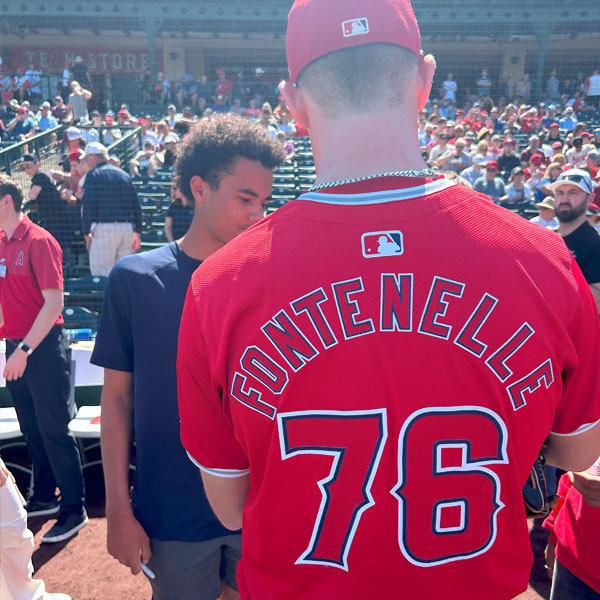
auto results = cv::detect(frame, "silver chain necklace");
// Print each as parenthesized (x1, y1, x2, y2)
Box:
(309, 169, 439, 191)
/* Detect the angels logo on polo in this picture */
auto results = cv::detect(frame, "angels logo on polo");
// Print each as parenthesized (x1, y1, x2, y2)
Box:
(362, 231, 404, 258)
(15, 250, 24, 266)
(342, 18, 369, 38)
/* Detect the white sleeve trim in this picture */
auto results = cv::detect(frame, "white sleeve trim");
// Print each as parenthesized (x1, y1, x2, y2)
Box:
(186, 451, 250, 478)
(550, 417, 600, 437)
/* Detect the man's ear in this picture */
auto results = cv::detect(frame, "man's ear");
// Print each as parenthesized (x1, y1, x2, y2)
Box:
(189, 175, 209, 206)
(416, 54, 436, 113)
(586, 193, 594, 209)
(280, 80, 309, 130)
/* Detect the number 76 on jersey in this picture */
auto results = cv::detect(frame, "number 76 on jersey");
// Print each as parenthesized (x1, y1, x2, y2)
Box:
(277, 405, 508, 570)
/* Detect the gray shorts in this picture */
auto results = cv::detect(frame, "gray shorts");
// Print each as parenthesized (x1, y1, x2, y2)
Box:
(145, 534, 242, 600)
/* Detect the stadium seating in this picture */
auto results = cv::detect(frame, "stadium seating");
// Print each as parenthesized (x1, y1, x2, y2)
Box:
(64, 275, 107, 313)
(62, 306, 100, 331)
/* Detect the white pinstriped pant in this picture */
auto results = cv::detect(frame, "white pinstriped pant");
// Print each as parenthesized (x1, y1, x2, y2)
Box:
(89, 222, 134, 277)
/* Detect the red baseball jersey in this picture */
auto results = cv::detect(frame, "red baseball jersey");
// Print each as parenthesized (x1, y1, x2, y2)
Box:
(178, 176, 600, 600)
(543, 472, 600, 593)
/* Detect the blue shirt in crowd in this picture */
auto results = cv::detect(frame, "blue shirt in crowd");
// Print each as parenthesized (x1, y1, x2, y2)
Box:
(37, 114, 58, 131)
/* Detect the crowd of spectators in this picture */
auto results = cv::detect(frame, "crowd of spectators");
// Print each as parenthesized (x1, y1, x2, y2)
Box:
(2, 57, 600, 274)
(2, 88, 300, 277)
(419, 83, 600, 225)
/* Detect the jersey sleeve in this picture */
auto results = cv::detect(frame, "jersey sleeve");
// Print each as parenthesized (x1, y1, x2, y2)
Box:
(177, 284, 249, 477)
(29, 236, 63, 290)
(90, 261, 134, 372)
(552, 259, 600, 435)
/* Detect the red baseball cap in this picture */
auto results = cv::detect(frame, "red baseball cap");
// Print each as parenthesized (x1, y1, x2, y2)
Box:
(552, 142, 562, 149)
(530, 153, 544, 165)
(68, 148, 84, 162)
(503, 138, 514, 145)
(286, 0, 421, 83)
(486, 160, 498, 169)
(549, 122, 559, 128)
(455, 109, 465, 116)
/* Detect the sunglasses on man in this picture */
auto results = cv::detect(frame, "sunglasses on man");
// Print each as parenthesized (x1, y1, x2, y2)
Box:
(557, 174, 592, 193)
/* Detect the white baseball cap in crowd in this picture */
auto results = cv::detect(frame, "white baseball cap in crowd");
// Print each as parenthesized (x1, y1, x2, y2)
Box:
(84, 142, 108, 157)
(66, 126, 81, 140)
(549, 169, 593, 195)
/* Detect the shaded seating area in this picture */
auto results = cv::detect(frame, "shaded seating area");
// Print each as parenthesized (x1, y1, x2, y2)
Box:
(269, 137, 314, 211)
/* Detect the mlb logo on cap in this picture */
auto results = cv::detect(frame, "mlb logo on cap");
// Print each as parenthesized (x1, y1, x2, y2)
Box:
(343, 18, 369, 38)
(362, 230, 404, 258)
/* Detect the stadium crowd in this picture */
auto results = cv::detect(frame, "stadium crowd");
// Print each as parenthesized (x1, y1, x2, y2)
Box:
(2, 58, 600, 267)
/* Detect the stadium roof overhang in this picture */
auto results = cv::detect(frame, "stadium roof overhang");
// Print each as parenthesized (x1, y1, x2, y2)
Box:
(1, 1, 600, 32)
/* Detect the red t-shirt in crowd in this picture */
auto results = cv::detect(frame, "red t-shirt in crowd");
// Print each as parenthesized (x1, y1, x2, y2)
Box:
(178, 177, 600, 600)
(543, 473, 600, 593)
(0, 215, 64, 338)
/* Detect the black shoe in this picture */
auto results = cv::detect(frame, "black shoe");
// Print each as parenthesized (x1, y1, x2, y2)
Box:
(24, 497, 60, 518)
(41, 508, 88, 543)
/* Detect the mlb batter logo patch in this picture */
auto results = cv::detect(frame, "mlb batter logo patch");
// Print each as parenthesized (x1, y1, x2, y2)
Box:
(342, 18, 369, 38)
(361, 231, 404, 258)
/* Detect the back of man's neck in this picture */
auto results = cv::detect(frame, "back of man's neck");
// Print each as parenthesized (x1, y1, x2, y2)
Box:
(309, 109, 429, 186)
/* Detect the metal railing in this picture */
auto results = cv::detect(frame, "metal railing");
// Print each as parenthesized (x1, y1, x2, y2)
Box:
(105, 126, 142, 168)
(0, 125, 142, 189)
(0, 125, 65, 190)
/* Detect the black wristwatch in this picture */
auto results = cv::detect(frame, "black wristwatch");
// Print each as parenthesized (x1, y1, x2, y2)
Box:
(17, 342, 33, 356)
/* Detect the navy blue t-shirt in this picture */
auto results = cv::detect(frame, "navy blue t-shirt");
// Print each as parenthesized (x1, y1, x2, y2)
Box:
(91, 242, 232, 541)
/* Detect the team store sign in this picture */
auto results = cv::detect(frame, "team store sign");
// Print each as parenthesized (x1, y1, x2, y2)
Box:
(10, 49, 163, 74)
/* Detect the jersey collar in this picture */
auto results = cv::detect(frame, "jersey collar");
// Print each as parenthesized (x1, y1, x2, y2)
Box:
(296, 176, 455, 205)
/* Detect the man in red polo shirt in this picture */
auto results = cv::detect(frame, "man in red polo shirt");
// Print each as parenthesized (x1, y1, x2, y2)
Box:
(0, 175, 86, 543)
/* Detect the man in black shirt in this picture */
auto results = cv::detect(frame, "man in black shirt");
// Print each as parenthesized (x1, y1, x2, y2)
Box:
(71, 56, 92, 89)
(81, 143, 142, 276)
(496, 138, 520, 182)
(552, 169, 600, 311)
(21, 153, 71, 250)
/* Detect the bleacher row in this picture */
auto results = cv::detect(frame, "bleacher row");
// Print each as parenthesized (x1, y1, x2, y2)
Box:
(61, 137, 316, 336)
